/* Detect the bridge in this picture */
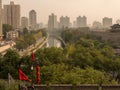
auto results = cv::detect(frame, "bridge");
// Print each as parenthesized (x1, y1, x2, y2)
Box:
(48, 34, 66, 48)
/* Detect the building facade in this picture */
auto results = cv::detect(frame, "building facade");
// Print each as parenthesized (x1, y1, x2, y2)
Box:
(48, 13, 58, 30)
(102, 17, 112, 28)
(6, 31, 19, 39)
(92, 21, 102, 29)
(76, 16, 87, 28)
(0, 0, 2, 40)
(3, 1, 20, 29)
(29, 10, 37, 30)
(60, 16, 70, 28)
(21, 17, 28, 29)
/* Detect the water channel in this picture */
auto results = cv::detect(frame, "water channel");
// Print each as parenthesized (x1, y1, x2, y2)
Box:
(47, 36, 62, 48)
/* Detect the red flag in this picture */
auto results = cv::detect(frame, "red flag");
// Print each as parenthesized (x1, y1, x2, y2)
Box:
(18, 69, 32, 82)
(31, 52, 35, 62)
(36, 66, 40, 84)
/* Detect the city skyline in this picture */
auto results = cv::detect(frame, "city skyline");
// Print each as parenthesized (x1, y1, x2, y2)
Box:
(2, 0, 120, 25)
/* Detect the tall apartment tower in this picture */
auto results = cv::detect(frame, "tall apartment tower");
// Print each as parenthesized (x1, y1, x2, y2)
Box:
(3, 1, 20, 29)
(21, 17, 28, 29)
(102, 17, 112, 28)
(76, 16, 87, 28)
(29, 10, 37, 30)
(48, 13, 58, 30)
(0, 0, 2, 40)
(60, 16, 70, 28)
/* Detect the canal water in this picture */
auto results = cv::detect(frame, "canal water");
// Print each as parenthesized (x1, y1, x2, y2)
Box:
(47, 36, 61, 48)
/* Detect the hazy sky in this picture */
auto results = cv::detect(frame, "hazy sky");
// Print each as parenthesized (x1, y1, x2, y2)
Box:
(2, 0, 120, 25)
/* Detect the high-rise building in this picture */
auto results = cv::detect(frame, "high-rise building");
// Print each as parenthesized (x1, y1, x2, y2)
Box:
(3, 1, 20, 29)
(92, 21, 102, 29)
(2, 8, 4, 24)
(0, 0, 2, 40)
(102, 17, 112, 28)
(60, 16, 70, 28)
(21, 17, 28, 29)
(48, 13, 58, 30)
(29, 10, 37, 30)
(76, 16, 87, 28)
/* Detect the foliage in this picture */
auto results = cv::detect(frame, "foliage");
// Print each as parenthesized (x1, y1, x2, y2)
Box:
(40, 64, 116, 84)
(2, 24, 13, 39)
(15, 29, 44, 50)
(0, 80, 5, 90)
(0, 49, 20, 79)
(0, 28, 120, 84)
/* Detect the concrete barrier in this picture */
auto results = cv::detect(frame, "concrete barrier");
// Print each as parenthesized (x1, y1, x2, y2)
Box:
(76, 85, 99, 90)
(102, 85, 120, 90)
(34, 84, 99, 90)
(34, 84, 120, 90)
(50, 84, 72, 90)
(34, 85, 47, 90)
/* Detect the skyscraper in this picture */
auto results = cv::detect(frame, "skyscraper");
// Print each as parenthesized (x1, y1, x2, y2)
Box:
(76, 16, 87, 28)
(60, 16, 70, 28)
(102, 17, 112, 28)
(21, 17, 28, 29)
(3, 1, 20, 29)
(0, 0, 2, 40)
(48, 13, 58, 30)
(29, 10, 37, 30)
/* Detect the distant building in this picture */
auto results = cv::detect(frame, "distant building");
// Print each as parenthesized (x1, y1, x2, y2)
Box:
(0, 0, 2, 40)
(73, 21, 77, 28)
(102, 17, 112, 28)
(21, 17, 28, 29)
(116, 19, 120, 24)
(3, 1, 20, 29)
(92, 21, 102, 29)
(76, 16, 87, 28)
(6, 31, 19, 39)
(48, 13, 58, 30)
(36, 23, 44, 29)
(60, 16, 70, 28)
(2, 8, 4, 24)
(110, 24, 120, 32)
(29, 10, 37, 30)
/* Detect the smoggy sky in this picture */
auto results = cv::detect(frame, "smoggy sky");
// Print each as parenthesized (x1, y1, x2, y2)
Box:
(2, 0, 120, 25)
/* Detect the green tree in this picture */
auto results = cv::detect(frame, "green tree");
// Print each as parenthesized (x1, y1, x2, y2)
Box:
(0, 49, 20, 79)
(3, 24, 13, 39)
(23, 27, 29, 35)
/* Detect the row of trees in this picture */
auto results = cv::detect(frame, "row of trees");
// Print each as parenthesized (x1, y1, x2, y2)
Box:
(15, 28, 47, 50)
(0, 48, 117, 85)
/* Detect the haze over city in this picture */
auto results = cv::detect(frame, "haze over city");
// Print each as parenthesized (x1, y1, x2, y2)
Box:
(2, 0, 120, 89)
(2, 0, 120, 24)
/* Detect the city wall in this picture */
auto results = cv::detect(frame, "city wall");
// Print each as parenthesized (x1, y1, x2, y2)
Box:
(26, 84, 120, 90)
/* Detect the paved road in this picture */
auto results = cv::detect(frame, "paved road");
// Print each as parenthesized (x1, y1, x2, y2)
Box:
(0, 41, 15, 53)
(19, 37, 46, 56)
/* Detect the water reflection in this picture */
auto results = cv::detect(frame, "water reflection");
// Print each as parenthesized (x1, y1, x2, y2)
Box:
(47, 37, 61, 48)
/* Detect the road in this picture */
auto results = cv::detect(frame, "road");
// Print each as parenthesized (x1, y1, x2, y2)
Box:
(19, 37, 47, 56)
(0, 41, 15, 54)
